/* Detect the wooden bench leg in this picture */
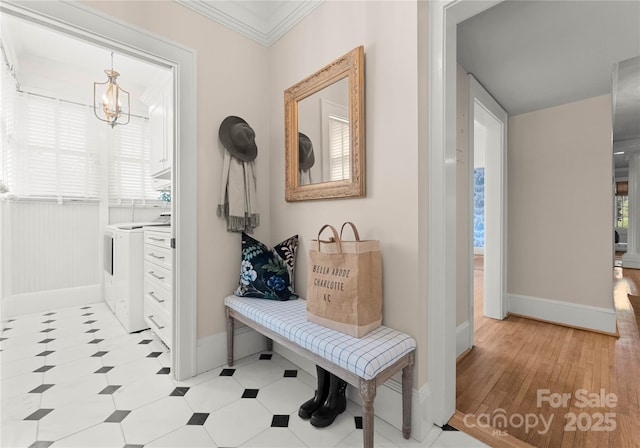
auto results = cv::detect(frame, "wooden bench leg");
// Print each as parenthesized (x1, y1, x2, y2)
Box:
(402, 354, 414, 439)
(359, 379, 376, 448)
(226, 308, 234, 366)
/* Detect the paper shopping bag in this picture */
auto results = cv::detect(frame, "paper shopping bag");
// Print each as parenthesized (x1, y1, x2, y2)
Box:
(306, 222, 382, 337)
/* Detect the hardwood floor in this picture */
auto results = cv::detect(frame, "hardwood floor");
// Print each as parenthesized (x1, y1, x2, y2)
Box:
(453, 256, 640, 448)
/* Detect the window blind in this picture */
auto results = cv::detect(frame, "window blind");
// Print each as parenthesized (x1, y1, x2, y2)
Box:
(328, 116, 350, 181)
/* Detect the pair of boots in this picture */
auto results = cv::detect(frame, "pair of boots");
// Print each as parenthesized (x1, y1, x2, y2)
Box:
(298, 365, 347, 427)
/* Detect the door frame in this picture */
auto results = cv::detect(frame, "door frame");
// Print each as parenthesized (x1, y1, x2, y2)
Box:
(427, 0, 504, 425)
(0, 1, 198, 380)
(466, 74, 508, 342)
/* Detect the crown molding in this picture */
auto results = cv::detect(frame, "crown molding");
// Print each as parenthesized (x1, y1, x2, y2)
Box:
(175, 0, 324, 47)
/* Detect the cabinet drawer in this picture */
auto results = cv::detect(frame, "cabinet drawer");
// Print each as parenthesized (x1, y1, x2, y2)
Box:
(144, 261, 172, 290)
(144, 231, 171, 249)
(144, 244, 172, 270)
(144, 278, 171, 314)
(144, 297, 171, 349)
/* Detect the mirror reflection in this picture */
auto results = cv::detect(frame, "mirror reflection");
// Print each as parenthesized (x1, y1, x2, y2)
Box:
(298, 77, 349, 185)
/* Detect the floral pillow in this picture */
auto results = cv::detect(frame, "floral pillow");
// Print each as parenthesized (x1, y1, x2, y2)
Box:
(235, 233, 299, 301)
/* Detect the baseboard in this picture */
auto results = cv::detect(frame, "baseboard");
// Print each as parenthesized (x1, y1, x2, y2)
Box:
(621, 252, 640, 269)
(4, 284, 102, 317)
(456, 320, 471, 357)
(274, 343, 434, 443)
(196, 325, 266, 375)
(507, 293, 617, 335)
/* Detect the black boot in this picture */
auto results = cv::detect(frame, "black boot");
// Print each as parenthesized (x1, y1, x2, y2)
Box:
(298, 365, 330, 419)
(310, 373, 347, 428)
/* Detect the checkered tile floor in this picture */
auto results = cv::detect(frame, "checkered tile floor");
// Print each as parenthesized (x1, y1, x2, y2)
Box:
(1, 302, 486, 448)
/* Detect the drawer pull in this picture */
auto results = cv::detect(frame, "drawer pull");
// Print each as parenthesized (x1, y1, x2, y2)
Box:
(149, 253, 165, 260)
(148, 271, 165, 280)
(148, 291, 165, 303)
(149, 237, 166, 242)
(148, 315, 165, 330)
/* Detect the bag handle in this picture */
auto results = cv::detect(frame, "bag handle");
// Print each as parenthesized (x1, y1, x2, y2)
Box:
(316, 224, 342, 253)
(340, 221, 361, 241)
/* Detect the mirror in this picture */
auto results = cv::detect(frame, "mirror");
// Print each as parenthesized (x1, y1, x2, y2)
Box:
(285, 46, 365, 201)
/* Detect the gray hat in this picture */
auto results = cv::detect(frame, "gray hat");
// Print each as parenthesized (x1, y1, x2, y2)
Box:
(219, 116, 258, 162)
(298, 132, 315, 171)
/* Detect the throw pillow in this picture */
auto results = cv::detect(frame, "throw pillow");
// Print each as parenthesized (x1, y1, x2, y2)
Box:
(235, 233, 299, 301)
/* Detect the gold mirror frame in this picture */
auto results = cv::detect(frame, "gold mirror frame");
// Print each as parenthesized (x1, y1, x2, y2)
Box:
(285, 46, 365, 201)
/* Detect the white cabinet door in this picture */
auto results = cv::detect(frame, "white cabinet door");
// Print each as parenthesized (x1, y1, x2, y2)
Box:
(149, 100, 165, 176)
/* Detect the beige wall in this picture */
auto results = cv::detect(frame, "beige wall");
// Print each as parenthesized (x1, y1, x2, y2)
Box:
(508, 95, 614, 308)
(84, 1, 272, 339)
(268, 1, 427, 385)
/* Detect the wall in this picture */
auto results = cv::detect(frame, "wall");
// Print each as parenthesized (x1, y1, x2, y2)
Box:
(508, 95, 615, 327)
(84, 1, 271, 341)
(268, 1, 425, 386)
(456, 64, 469, 329)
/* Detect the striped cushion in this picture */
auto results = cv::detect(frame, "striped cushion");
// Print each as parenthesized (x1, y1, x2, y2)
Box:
(225, 295, 416, 380)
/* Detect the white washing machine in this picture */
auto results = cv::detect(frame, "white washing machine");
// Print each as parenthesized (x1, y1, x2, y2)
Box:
(105, 217, 170, 333)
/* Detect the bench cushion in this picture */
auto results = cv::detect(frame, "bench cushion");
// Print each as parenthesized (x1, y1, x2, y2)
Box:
(225, 295, 416, 380)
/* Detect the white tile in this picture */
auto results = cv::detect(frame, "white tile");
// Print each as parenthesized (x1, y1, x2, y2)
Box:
(37, 395, 115, 441)
(43, 356, 104, 384)
(145, 425, 217, 448)
(335, 428, 401, 447)
(40, 373, 109, 409)
(232, 358, 290, 389)
(105, 356, 164, 386)
(1, 356, 44, 380)
(0, 342, 45, 363)
(0, 331, 48, 351)
(431, 431, 490, 447)
(204, 398, 273, 447)
(171, 367, 221, 388)
(242, 427, 308, 447)
(0, 393, 42, 425)
(50, 422, 125, 448)
(288, 408, 356, 448)
(121, 396, 193, 445)
(100, 343, 152, 366)
(0, 419, 39, 448)
(45, 342, 99, 365)
(257, 377, 315, 415)
(184, 374, 244, 412)
(0, 371, 44, 400)
(112, 374, 176, 410)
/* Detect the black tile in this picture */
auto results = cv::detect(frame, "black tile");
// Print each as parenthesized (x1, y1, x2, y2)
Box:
(83, 320, 97, 324)
(82, 313, 94, 316)
(38, 338, 55, 344)
(259, 353, 272, 360)
(355, 416, 363, 429)
(147, 352, 162, 358)
(85, 329, 99, 334)
(29, 384, 54, 393)
(157, 367, 170, 375)
(40, 328, 55, 333)
(95, 366, 114, 374)
(271, 415, 289, 427)
(91, 351, 108, 357)
(219, 368, 235, 377)
(33, 365, 55, 373)
(170, 387, 190, 397)
(2, 327, 12, 331)
(43, 312, 56, 316)
(42, 320, 55, 324)
(187, 412, 209, 425)
(80, 306, 92, 310)
(28, 442, 54, 448)
(36, 350, 55, 357)
(441, 423, 459, 431)
(88, 339, 104, 344)
(0, 337, 7, 342)
(242, 388, 259, 399)
(99, 385, 121, 395)
(283, 370, 298, 378)
(123, 445, 144, 448)
(105, 410, 130, 423)
(24, 409, 54, 421)
(138, 339, 153, 344)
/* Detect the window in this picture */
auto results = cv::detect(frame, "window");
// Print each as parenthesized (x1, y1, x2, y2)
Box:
(328, 115, 350, 181)
(616, 195, 629, 228)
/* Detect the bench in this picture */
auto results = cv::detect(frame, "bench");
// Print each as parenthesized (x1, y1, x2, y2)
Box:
(224, 295, 416, 448)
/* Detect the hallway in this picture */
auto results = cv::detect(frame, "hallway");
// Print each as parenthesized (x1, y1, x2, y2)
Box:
(453, 256, 640, 447)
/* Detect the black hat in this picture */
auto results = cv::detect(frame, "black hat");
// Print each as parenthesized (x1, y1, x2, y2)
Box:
(298, 132, 315, 171)
(219, 116, 258, 162)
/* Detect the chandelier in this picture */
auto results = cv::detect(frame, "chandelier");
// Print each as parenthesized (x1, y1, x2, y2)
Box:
(93, 52, 130, 127)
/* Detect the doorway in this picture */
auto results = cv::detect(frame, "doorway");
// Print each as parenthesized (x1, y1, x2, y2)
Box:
(0, 1, 197, 381)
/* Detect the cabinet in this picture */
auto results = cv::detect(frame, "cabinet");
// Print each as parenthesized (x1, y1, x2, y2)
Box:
(143, 227, 173, 349)
(113, 229, 147, 333)
(141, 71, 173, 188)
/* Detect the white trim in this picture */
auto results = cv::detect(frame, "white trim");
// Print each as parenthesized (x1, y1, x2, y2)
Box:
(427, 0, 504, 427)
(196, 326, 266, 374)
(456, 321, 471, 357)
(621, 252, 640, 268)
(5, 285, 101, 317)
(507, 293, 617, 334)
(0, 1, 198, 381)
